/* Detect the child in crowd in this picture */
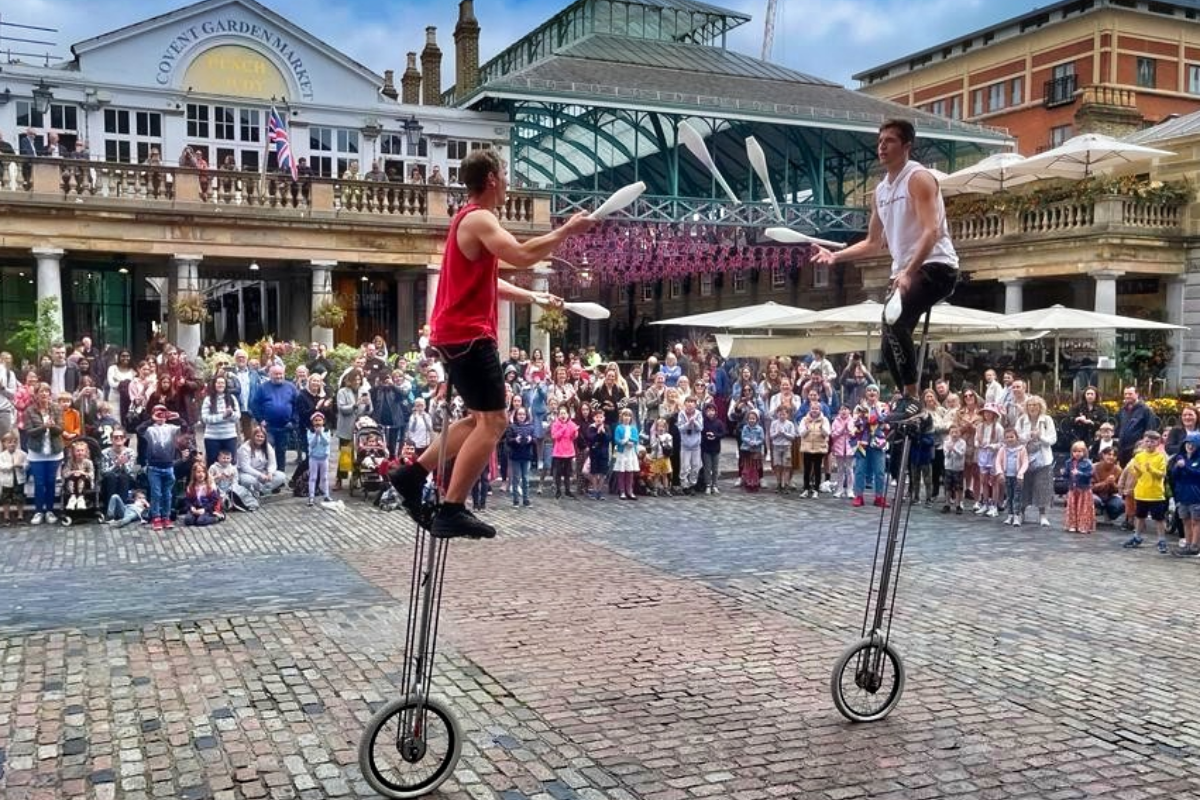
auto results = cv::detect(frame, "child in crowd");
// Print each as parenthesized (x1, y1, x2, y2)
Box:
(208, 449, 240, 511)
(94, 402, 119, 448)
(649, 417, 674, 497)
(851, 401, 888, 508)
(908, 426, 936, 506)
(942, 424, 967, 514)
(1000, 427, 1028, 526)
(471, 464, 490, 511)
(507, 406, 535, 507)
(550, 406, 578, 500)
(770, 404, 796, 494)
(106, 488, 149, 528)
(613, 408, 640, 501)
(61, 440, 94, 511)
(1092, 447, 1124, 524)
(138, 404, 185, 531)
(829, 405, 854, 499)
(584, 409, 610, 500)
(1169, 431, 1200, 556)
(60, 392, 82, 443)
(306, 412, 332, 506)
(1118, 455, 1139, 530)
(1064, 440, 1095, 534)
(1125, 431, 1168, 551)
(182, 460, 223, 526)
(797, 403, 829, 499)
(0, 431, 27, 525)
(1090, 422, 1117, 461)
(676, 397, 703, 495)
(738, 409, 764, 493)
(405, 398, 434, 456)
(700, 403, 726, 495)
(357, 429, 389, 475)
(975, 403, 1004, 517)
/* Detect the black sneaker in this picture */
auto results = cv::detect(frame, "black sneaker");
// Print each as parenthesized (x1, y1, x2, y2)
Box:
(884, 395, 921, 425)
(389, 464, 431, 527)
(430, 506, 497, 540)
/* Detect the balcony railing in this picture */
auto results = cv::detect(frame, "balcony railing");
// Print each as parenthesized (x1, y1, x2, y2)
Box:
(949, 195, 1184, 242)
(1043, 74, 1078, 108)
(0, 156, 550, 227)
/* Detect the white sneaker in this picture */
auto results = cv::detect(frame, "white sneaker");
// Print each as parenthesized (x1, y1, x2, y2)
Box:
(974, 503, 987, 515)
(30, 513, 44, 525)
(986, 506, 998, 518)
(45, 512, 58, 524)
(1014, 517, 1023, 527)
(711, 486, 720, 495)
(1003, 515, 1013, 525)
(1039, 516, 1050, 527)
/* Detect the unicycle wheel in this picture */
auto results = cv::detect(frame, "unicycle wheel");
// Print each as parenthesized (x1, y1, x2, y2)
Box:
(830, 636, 906, 723)
(359, 696, 462, 799)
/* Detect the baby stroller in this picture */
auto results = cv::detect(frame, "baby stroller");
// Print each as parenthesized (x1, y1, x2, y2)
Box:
(61, 436, 105, 527)
(349, 422, 389, 499)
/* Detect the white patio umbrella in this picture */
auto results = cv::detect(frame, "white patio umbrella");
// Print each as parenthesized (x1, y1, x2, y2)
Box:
(768, 300, 1010, 332)
(939, 152, 1039, 196)
(1002, 304, 1185, 391)
(651, 301, 812, 329)
(716, 327, 1045, 359)
(1007, 133, 1175, 180)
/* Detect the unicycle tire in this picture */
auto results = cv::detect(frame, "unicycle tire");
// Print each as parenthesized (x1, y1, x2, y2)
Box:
(359, 695, 463, 799)
(830, 636, 906, 723)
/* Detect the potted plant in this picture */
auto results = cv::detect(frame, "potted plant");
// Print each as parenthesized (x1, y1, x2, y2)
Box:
(313, 296, 347, 329)
(173, 292, 210, 325)
(534, 307, 569, 348)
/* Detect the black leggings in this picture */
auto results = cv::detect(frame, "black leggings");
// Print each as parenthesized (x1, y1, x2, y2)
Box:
(802, 453, 824, 492)
(552, 456, 574, 495)
(882, 262, 958, 388)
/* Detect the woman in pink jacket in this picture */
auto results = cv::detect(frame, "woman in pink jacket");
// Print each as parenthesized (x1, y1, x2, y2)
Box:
(829, 405, 856, 499)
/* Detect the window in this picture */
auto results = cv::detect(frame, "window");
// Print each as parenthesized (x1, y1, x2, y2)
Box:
(929, 99, 946, 117)
(812, 263, 830, 289)
(771, 265, 786, 288)
(15, 100, 43, 129)
(732, 271, 747, 294)
(950, 95, 962, 119)
(1053, 62, 1075, 81)
(641, 282, 654, 302)
(214, 105, 236, 140)
(447, 139, 469, 160)
(668, 278, 682, 299)
(17, 101, 77, 133)
(988, 82, 1005, 112)
(1050, 124, 1073, 148)
(1011, 77, 1023, 106)
(187, 104, 210, 138)
(103, 110, 163, 164)
(50, 104, 78, 131)
(309, 127, 361, 178)
(1136, 57, 1156, 88)
(972, 89, 984, 116)
(1189, 64, 1200, 94)
(239, 109, 261, 143)
(699, 273, 713, 297)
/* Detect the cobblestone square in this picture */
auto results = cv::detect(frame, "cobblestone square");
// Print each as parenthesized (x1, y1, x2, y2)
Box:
(2, 486, 1199, 800)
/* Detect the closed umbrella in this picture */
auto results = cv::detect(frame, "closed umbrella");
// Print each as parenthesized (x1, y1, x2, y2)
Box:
(1007, 133, 1174, 180)
(1002, 304, 1185, 391)
(939, 152, 1038, 196)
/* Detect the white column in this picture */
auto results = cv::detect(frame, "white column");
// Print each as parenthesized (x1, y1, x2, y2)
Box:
(529, 265, 553, 358)
(172, 254, 204, 358)
(310, 260, 337, 349)
(32, 247, 65, 339)
(1093, 269, 1124, 358)
(425, 265, 441, 326)
(497, 298, 513, 355)
(1001, 278, 1025, 315)
(1166, 276, 1184, 392)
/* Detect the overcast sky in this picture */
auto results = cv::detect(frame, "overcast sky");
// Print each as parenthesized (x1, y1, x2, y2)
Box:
(3, 0, 1015, 88)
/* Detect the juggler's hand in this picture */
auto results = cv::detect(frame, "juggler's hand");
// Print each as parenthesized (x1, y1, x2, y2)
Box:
(559, 211, 597, 237)
(532, 291, 564, 309)
(810, 245, 837, 266)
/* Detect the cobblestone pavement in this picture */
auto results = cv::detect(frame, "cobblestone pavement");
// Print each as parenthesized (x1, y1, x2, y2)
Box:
(2, 476, 1200, 800)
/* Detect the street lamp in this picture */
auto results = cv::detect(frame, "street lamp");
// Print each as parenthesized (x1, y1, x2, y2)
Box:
(31, 80, 54, 115)
(402, 114, 424, 149)
(577, 254, 592, 289)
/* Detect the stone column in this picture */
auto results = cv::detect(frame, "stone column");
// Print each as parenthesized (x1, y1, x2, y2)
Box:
(1166, 276, 1185, 392)
(172, 254, 204, 358)
(497, 298, 513, 356)
(1093, 269, 1124, 358)
(32, 247, 65, 340)
(310, 260, 337, 349)
(1001, 278, 1025, 315)
(425, 265, 440, 325)
(529, 265, 553, 358)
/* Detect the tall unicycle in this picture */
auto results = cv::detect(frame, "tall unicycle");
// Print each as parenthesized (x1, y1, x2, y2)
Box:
(360, 391, 464, 798)
(830, 309, 932, 723)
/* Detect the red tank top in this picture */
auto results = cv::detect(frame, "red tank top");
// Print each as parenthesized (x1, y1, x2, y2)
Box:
(430, 204, 499, 346)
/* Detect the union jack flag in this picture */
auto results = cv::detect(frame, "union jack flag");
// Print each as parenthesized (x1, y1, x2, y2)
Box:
(268, 107, 297, 180)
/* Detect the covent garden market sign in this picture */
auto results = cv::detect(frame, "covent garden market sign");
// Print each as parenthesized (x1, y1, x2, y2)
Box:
(156, 17, 316, 101)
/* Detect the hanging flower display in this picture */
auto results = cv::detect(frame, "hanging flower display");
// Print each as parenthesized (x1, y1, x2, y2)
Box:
(534, 307, 568, 337)
(313, 297, 347, 329)
(172, 292, 211, 325)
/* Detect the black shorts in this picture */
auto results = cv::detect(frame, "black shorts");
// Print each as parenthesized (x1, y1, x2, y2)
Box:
(436, 338, 505, 413)
(1135, 499, 1168, 521)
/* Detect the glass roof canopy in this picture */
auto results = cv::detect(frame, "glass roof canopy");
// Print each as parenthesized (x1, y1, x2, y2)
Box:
(453, 0, 1014, 231)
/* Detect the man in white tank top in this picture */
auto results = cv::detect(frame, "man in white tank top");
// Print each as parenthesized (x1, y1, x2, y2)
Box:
(812, 119, 959, 425)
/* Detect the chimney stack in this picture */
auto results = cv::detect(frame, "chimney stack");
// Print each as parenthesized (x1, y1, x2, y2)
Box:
(380, 69, 399, 100)
(401, 52, 422, 105)
(454, 0, 481, 98)
(420, 26, 443, 107)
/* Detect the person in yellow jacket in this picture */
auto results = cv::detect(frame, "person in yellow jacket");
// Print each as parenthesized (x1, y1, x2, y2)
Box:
(1124, 430, 1168, 551)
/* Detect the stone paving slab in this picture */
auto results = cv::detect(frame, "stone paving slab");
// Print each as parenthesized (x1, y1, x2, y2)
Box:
(2, 486, 1200, 799)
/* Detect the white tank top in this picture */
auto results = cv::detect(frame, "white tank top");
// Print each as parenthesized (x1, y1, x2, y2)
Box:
(874, 160, 959, 277)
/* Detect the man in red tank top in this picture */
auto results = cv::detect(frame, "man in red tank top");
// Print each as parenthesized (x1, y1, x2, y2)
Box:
(391, 148, 594, 539)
